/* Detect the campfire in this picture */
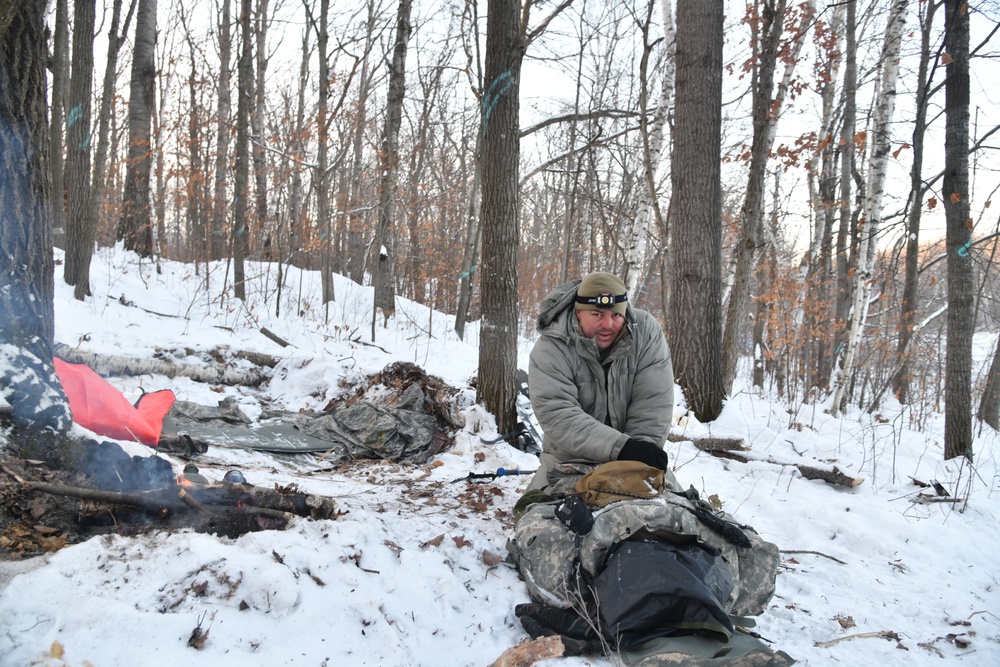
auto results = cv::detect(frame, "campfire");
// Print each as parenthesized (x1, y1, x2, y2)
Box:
(0, 435, 342, 557)
(1, 359, 460, 559)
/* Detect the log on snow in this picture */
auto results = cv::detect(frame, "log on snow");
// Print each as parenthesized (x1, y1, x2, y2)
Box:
(487, 636, 565, 667)
(695, 446, 864, 488)
(55, 344, 267, 387)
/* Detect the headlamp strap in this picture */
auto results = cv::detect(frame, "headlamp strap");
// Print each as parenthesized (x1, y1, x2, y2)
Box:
(575, 292, 628, 308)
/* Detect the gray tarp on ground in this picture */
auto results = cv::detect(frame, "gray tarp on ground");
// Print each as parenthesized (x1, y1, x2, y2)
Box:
(163, 382, 442, 463)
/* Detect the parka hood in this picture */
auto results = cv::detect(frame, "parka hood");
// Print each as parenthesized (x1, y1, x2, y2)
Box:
(537, 279, 634, 338)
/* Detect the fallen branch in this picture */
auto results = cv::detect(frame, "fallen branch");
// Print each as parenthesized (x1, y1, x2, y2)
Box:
(181, 483, 340, 520)
(700, 447, 864, 488)
(350, 335, 391, 354)
(780, 549, 848, 565)
(9, 474, 335, 522)
(55, 343, 267, 387)
(22, 480, 186, 515)
(668, 434, 748, 452)
(914, 495, 968, 505)
(260, 327, 291, 348)
(815, 630, 900, 648)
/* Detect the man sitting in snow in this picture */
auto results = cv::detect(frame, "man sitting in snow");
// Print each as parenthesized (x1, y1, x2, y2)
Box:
(525, 271, 674, 492)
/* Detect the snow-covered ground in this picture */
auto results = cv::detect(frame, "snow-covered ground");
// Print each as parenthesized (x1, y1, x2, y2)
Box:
(1, 245, 999, 666)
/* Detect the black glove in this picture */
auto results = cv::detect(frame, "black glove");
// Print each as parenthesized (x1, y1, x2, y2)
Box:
(555, 496, 594, 535)
(515, 603, 598, 642)
(617, 438, 669, 471)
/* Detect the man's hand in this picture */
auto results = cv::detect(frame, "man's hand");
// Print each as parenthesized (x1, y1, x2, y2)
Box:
(617, 438, 669, 471)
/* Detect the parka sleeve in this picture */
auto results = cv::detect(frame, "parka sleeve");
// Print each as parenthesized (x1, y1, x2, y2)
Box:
(621, 311, 674, 445)
(528, 337, 630, 463)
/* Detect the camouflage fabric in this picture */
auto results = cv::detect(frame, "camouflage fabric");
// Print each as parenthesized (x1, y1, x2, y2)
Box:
(509, 464, 780, 619)
(578, 497, 779, 618)
(624, 632, 796, 666)
(508, 502, 581, 609)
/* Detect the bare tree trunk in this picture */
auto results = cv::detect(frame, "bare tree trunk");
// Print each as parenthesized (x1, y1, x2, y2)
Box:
(804, 2, 841, 391)
(211, 0, 232, 261)
(979, 333, 1000, 430)
(315, 0, 334, 305)
(187, 50, 204, 264)
(117, 0, 157, 258)
(454, 134, 483, 341)
(232, 0, 252, 300)
(720, 0, 787, 393)
(478, 0, 525, 434)
(625, 0, 673, 295)
(0, 2, 72, 433)
(179, 3, 205, 269)
(893, 0, 938, 404)
(344, 0, 378, 283)
(558, 14, 585, 284)
(252, 0, 270, 260)
(371, 0, 412, 333)
(669, 0, 725, 422)
(64, 0, 96, 299)
(834, 0, 857, 385)
(831, 0, 908, 416)
(48, 0, 69, 250)
(943, 0, 973, 460)
(285, 27, 310, 274)
(92, 0, 135, 243)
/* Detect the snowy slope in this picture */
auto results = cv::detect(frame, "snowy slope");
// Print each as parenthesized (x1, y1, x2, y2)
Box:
(1, 245, 998, 667)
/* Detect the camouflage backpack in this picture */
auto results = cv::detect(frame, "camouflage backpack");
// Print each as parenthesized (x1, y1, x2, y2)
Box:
(507, 461, 782, 651)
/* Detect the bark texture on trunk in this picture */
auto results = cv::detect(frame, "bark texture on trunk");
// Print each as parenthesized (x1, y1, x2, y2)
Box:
(477, 0, 524, 434)
(942, 0, 973, 460)
(668, 0, 725, 422)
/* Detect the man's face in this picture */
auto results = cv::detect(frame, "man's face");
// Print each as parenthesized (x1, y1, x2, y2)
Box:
(575, 309, 625, 350)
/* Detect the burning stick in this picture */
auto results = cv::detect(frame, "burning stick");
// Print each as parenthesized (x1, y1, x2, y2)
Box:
(18, 480, 185, 515)
(176, 488, 204, 511)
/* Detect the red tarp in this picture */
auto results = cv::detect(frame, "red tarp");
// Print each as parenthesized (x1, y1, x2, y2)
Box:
(53, 358, 175, 447)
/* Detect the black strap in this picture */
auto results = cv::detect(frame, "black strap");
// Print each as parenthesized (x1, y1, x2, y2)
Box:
(574, 292, 627, 308)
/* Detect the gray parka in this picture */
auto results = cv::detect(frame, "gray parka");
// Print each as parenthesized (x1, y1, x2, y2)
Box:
(526, 280, 674, 490)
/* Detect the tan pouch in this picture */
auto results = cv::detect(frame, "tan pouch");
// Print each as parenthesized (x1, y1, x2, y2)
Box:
(574, 460, 664, 507)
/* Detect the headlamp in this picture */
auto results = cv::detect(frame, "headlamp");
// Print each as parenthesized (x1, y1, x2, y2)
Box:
(575, 292, 628, 309)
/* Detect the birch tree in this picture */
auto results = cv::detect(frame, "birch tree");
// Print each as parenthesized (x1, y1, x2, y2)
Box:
(834, 0, 858, 371)
(831, 0, 908, 416)
(454, 0, 484, 341)
(623, 0, 673, 296)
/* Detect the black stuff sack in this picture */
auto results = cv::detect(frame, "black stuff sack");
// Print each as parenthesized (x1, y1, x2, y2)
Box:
(595, 539, 735, 649)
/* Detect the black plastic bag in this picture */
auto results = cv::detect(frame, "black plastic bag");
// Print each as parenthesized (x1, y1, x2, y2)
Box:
(595, 539, 735, 649)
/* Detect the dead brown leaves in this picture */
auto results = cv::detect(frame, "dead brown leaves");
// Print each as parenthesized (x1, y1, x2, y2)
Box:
(0, 521, 71, 555)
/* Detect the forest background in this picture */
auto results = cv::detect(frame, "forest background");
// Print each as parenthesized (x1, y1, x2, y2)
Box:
(3, 0, 1000, 460)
